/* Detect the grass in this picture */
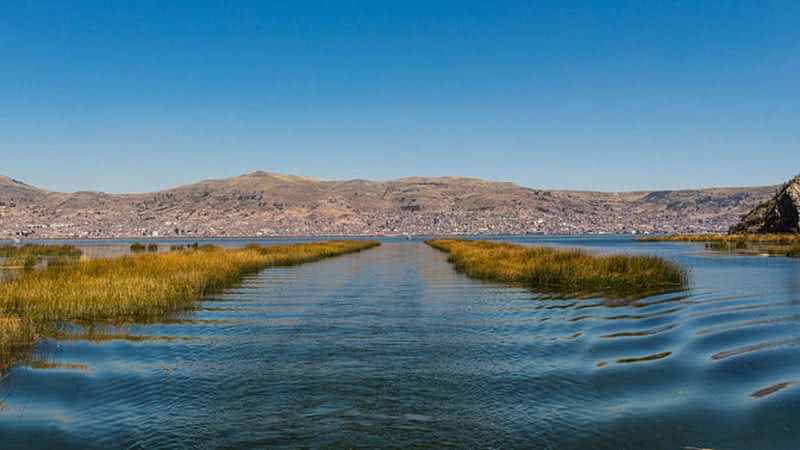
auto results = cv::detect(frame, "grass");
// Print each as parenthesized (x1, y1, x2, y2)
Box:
(0, 244, 82, 258)
(170, 243, 200, 251)
(0, 244, 83, 272)
(634, 234, 800, 244)
(426, 239, 688, 293)
(635, 234, 800, 257)
(0, 240, 379, 368)
(703, 241, 800, 257)
(0, 315, 35, 369)
(130, 242, 159, 253)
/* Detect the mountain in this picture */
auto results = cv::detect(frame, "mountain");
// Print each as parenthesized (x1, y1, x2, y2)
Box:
(0, 175, 44, 202)
(730, 176, 800, 233)
(0, 171, 778, 238)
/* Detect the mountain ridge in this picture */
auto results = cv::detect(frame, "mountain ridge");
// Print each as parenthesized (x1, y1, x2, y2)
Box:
(0, 171, 773, 196)
(0, 171, 779, 238)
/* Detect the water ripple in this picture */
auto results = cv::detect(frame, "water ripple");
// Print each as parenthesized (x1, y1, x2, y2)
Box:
(1, 239, 800, 448)
(711, 337, 800, 361)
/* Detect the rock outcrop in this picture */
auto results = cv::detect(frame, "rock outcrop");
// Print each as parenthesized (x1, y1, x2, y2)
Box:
(730, 176, 800, 234)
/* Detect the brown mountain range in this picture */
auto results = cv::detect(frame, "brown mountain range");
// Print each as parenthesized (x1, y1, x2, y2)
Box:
(0, 171, 778, 238)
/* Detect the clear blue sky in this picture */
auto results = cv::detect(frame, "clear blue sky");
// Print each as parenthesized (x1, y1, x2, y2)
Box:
(1, 1, 798, 193)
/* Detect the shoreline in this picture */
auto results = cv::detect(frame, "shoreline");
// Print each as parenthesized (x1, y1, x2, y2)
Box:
(0, 232, 663, 243)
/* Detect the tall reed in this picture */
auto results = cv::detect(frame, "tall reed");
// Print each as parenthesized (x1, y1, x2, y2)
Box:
(427, 239, 688, 292)
(0, 315, 35, 370)
(0, 240, 379, 368)
(635, 234, 800, 244)
(0, 244, 82, 258)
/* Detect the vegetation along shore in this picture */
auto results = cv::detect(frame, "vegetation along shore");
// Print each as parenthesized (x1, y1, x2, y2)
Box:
(634, 234, 800, 244)
(636, 234, 800, 257)
(0, 244, 83, 271)
(0, 244, 83, 258)
(427, 239, 688, 293)
(0, 240, 379, 369)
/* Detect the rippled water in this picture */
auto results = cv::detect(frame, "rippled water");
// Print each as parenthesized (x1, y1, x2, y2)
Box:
(1, 236, 799, 448)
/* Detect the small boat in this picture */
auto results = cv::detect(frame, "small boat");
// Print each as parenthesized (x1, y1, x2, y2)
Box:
(12, 238, 21, 244)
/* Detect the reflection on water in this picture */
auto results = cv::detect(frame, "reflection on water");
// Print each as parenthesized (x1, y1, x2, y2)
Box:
(27, 360, 90, 371)
(44, 322, 190, 343)
(752, 381, 800, 398)
(0, 236, 799, 448)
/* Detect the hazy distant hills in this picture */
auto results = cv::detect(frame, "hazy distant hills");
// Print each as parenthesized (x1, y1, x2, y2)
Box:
(0, 171, 777, 238)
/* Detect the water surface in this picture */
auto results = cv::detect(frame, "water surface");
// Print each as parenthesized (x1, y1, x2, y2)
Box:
(1, 236, 799, 448)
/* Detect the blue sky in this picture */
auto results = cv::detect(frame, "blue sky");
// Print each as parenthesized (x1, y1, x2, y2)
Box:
(1, 1, 798, 193)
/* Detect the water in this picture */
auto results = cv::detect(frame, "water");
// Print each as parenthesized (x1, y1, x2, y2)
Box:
(1, 236, 799, 448)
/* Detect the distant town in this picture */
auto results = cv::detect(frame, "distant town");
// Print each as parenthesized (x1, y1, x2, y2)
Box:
(0, 171, 775, 240)
(0, 204, 749, 239)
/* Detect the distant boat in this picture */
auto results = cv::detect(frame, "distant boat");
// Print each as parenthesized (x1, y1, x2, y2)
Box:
(12, 238, 21, 244)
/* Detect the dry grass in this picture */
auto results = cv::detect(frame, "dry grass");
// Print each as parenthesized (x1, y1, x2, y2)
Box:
(0, 244, 83, 272)
(636, 234, 800, 257)
(0, 240, 378, 321)
(0, 240, 379, 368)
(0, 244, 82, 258)
(0, 315, 35, 369)
(701, 241, 800, 257)
(427, 239, 688, 292)
(635, 234, 800, 244)
(130, 242, 159, 253)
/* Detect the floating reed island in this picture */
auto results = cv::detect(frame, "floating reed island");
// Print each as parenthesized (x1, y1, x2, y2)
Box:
(0, 240, 379, 368)
(426, 239, 688, 292)
(635, 234, 800, 257)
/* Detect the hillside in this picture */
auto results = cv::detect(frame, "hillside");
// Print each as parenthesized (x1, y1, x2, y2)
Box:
(0, 171, 777, 238)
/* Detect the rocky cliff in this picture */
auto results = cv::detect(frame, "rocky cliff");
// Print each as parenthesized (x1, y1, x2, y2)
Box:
(730, 176, 800, 234)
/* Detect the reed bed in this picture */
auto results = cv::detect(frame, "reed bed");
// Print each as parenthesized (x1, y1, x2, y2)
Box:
(427, 239, 688, 292)
(635, 234, 800, 244)
(0, 315, 35, 369)
(1, 240, 378, 321)
(130, 242, 159, 253)
(702, 241, 800, 257)
(1, 244, 83, 271)
(0, 240, 379, 368)
(636, 234, 800, 257)
(170, 243, 200, 251)
(0, 244, 82, 258)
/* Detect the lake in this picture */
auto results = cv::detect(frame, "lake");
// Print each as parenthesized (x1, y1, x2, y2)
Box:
(1, 236, 799, 448)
